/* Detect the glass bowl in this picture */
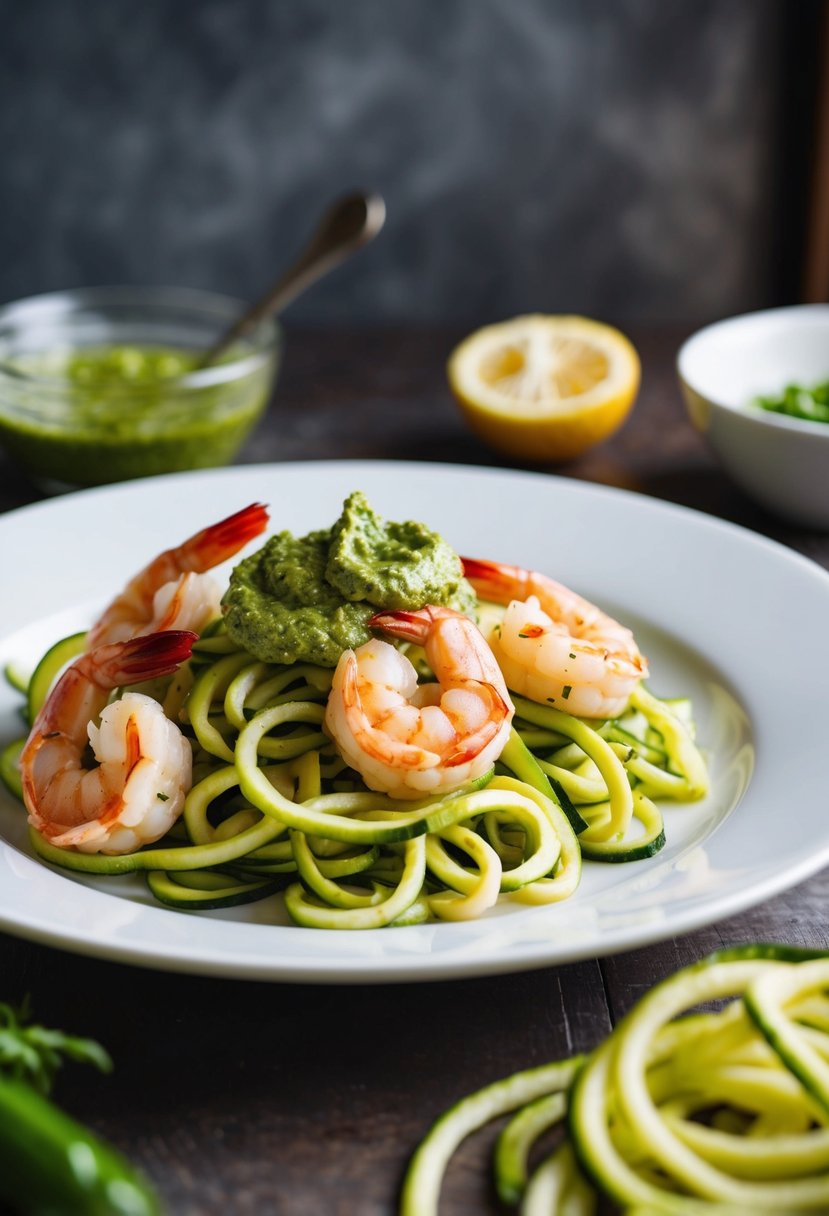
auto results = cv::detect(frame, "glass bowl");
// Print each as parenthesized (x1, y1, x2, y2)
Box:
(0, 286, 281, 492)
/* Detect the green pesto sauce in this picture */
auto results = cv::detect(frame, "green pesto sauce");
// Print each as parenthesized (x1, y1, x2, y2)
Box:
(45, 345, 199, 398)
(222, 491, 477, 667)
(0, 344, 273, 487)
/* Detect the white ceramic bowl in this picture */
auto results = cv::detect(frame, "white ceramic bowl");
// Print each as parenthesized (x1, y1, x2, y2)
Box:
(678, 305, 829, 528)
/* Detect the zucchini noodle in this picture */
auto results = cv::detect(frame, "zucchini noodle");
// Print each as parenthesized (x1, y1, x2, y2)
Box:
(401, 945, 829, 1215)
(510, 687, 708, 863)
(3, 599, 708, 926)
(10, 626, 590, 928)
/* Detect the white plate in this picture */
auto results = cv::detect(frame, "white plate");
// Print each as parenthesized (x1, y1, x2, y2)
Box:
(0, 461, 826, 983)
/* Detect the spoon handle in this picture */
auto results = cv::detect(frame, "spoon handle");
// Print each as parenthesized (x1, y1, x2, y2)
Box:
(201, 191, 386, 367)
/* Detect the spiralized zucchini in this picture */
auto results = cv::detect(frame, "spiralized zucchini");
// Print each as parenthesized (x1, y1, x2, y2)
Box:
(4, 617, 708, 927)
(511, 684, 708, 863)
(401, 945, 829, 1215)
(10, 627, 587, 927)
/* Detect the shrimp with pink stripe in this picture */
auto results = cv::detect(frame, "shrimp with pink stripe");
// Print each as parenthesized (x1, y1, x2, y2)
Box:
(21, 631, 196, 854)
(87, 502, 269, 648)
(462, 558, 648, 719)
(324, 605, 514, 799)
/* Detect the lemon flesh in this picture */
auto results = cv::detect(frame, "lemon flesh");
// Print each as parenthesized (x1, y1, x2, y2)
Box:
(448, 314, 641, 462)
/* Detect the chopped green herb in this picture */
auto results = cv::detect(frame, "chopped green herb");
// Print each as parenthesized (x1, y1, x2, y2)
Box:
(754, 379, 829, 424)
(562, 685, 572, 700)
(156, 792, 169, 802)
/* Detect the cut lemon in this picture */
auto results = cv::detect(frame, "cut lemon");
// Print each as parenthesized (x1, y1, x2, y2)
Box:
(447, 314, 641, 462)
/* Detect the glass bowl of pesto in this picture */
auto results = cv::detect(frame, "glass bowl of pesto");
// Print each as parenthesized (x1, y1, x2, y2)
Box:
(0, 286, 281, 492)
(678, 304, 829, 529)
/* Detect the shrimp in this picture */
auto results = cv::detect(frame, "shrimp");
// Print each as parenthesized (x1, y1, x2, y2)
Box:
(21, 631, 196, 854)
(462, 558, 648, 719)
(324, 605, 514, 800)
(86, 503, 269, 648)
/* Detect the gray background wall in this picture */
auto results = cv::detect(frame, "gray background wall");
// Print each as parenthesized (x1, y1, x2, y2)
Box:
(0, 0, 814, 327)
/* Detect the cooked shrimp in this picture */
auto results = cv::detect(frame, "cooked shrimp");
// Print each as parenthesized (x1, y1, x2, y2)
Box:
(21, 631, 196, 854)
(324, 605, 514, 800)
(462, 558, 648, 719)
(87, 503, 269, 648)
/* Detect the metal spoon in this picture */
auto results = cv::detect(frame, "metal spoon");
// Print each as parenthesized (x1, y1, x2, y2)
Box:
(200, 190, 386, 367)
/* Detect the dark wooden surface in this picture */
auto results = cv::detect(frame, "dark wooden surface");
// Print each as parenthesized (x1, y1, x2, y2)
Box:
(1, 325, 828, 1216)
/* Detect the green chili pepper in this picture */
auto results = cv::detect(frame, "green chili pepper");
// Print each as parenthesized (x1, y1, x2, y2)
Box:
(0, 1001, 162, 1215)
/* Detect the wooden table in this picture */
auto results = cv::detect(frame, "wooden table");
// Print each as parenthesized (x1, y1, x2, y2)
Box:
(1, 325, 827, 1216)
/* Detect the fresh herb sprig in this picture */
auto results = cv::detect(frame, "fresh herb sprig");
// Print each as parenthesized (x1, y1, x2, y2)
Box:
(0, 998, 111, 1094)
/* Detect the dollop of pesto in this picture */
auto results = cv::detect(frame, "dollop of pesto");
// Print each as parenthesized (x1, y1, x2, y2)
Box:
(222, 491, 476, 666)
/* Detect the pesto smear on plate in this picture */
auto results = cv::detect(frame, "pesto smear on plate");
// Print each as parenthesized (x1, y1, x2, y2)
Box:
(222, 491, 477, 666)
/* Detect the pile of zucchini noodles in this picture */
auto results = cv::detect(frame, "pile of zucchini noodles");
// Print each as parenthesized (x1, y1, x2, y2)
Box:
(2, 604, 707, 929)
(401, 945, 829, 1214)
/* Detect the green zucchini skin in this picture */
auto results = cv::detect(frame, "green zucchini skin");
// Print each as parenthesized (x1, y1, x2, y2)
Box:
(146, 868, 283, 910)
(0, 1075, 161, 1216)
(0, 737, 24, 802)
(744, 957, 829, 1117)
(26, 632, 88, 725)
(2, 661, 29, 695)
(578, 807, 666, 861)
(578, 828, 666, 862)
(497, 728, 588, 834)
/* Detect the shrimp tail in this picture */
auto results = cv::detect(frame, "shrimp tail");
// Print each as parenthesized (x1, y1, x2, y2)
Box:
(180, 502, 269, 571)
(369, 606, 444, 645)
(460, 557, 500, 581)
(460, 557, 526, 602)
(90, 630, 198, 687)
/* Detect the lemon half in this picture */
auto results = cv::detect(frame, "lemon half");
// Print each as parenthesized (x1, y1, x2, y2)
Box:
(448, 314, 641, 462)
